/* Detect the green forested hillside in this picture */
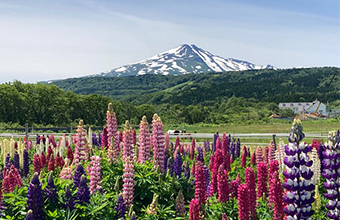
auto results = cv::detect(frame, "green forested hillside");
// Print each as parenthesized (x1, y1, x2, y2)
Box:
(53, 67, 339, 106)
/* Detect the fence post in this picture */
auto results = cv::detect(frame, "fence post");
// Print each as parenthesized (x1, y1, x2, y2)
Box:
(272, 134, 277, 150)
(25, 123, 29, 145)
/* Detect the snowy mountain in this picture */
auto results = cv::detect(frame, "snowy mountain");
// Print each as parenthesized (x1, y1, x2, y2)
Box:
(94, 44, 275, 77)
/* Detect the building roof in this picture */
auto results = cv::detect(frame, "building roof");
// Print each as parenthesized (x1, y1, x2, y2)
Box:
(278, 100, 321, 112)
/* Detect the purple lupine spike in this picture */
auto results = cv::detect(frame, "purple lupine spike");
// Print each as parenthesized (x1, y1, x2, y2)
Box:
(73, 164, 85, 188)
(92, 132, 98, 146)
(167, 157, 174, 176)
(13, 151, 20, 171)
(5, 153, 11, 170)
(36, 134, 40, 145)
(184, 162, 190, 179)
(45, 172, 57, 204)
(77, 175, 90, 204)
(98, 131, 102, 147)
(203, 165, 210, 192)
(197, 146, 204, 162)
(164, 151, 169, 172)
(173, 152, 183, 178)
(115, 195, 126, 219)
(23, 149, 29, 177)
(130, 213, 136, 220)
(213, 133, 219, 152)
(235, 138, 241, 158)
(27, 173, 44, 219)
(25, 210, 34, 220)
(64, 185, 75, 211)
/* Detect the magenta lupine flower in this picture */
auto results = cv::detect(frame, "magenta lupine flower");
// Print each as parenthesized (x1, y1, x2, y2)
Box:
(123, 157, 134, 208)
(210, 147, 223, 195)
(268, 141, 276, 163)
(106, 103, 119, 155)
(222, 213, 229, 220)
(230, 174, 241, 198)
(74, 120, 87, 165)
(189, 198, 200, 220)
(217, 164, 229, 203)
(2, 165, 22, 193)
(195, 161, 206, 206)
(190, 139, 195, 160)
(123, 121, 134, 162)
(256, 146, 263, 164)
(257, 162, 268, 199)
(268, 160, 279, 204)
(89, 155, 102, 194)
(250, 151, 256, 166)
(221, 133, 230, 171)
(138, 116, 150, 163)
(152, 114, 165, 172)
(269, 171, 284, 220)
(245, 167, 256, 219)
(33, 153, 42, 174)
(175, 136, 180, 151)
(101, 127, 108, 150)
(165, 133, 169, 154)
(241, 146, 247, 167)
(238, 184, 250, 220)
(264, 146, 269, 164)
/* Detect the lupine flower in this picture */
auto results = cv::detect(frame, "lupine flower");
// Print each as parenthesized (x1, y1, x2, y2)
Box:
(106, 103, 119, 156)
(74, 120, 87, 165)
(238, 184, 250, 220)
(264, 146, 269, 164)
(268, 141, 276, 163)
(59, 159, 73, 180)
(245, 167, 256, 219)
(196, 146, 204, 163)
(195, 161, 206, 206)
(119, 131, 123, 143)
(49, 134, 56, 148)
(66, 146, 74, 165)
(13, 151, 20, 171)
(236, 138, 241, 158)
(165, 133, 170, 154)
(23, 149, 29, 177)
(322, 130, 339, 219)
(77, 175, 90, 204)
(189, 198, 200, 220)
(230, 174, 241, 198)
(55, 152, 62, 168)
(164, 151, 169, 172)
(89, 155, 102, 194)
(268, 160, 279, 204)
(152, 114, 165, 172)
(183, 161, 190, 179)
(107, 137, 119, 164)
(269, 171, 284, 220)
(173, 151, 182, 178)
(123, 121, 134, 162)
(256, 146, 263, 164)
(73, 164, 85, 188)
(257, 162, 268, 199)
(138, 116, 150, 163)
(250, 151, 256, 166)
(27, 173, 44, 219)
(146, 194, 159, 215)
(132, 129, 136, 146)
(222, 213, 229, 220)
(47, 145, 53, 161)
(209, 146, 223, 195)
(40, 151, 47, 167)
(175, 190, 186, 217)
(130, 212, 136, 220)
(48, 155, 55, 172)
(2, 165, 22, 193)
(123, 157, 134, 208)
(217, 164, 229, 203)
(190, 139, 195, 160)
(240, 146, 247, 167)
(33, 153, 42, 174)
(203, 165, 210, 193)
(283, 119, 314, 220)
(64, 185, 75, 211)
(45, 172, 57, 204)
(25, 210, 34, 220)
(175, 136, 180, 151)
(115, 195, 126, 219)
(5, 153, 11, 171)
(92, 132, 98, 146)
(101, 127, 108, 150)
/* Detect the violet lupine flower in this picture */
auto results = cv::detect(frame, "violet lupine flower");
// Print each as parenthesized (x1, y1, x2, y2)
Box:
(167, 157, 174, 176)
(98, 131, 102, 147)
(283, 119, 314, 220)
(257, 162, 268, 199)
(184, 162, 190, 179)
(101, 127, 108, 150)
(123, 157, 134, 208)
(152, 114, 165, 172)
(13, 151, 20, 171)
(203, 165, 210, 192)
(245, 167, 256, 219)
(190, 139, 196, 160)
(77, 175, 90, 204)
(106, 103, 119, 155)
(45, 172, 57, 204)
(92, 132, 98, 146)
(73, 164, 85, 188)
(25, 210, 34, 220)
(5, 153, 11, 170)
(74, 120, 87, 165)
(196, 146, 204, 163)
(123, 121, 134, 162)
(173, 152, 182, 178)
(138, 116, 150, 163)
(247, 147, 251, 157)
(322, 130, 340, 220)
(175, 190, 186, 217)
(27, 173, 44, 219)
(115, 195, 126, 219)
(217, 164, 229, 203)
(269, 171, 284, 220)
(235, 138, 241, 158)
(195, 161, 206, 206)
(238, 184, 250, 220)
(89, 155, 102, 194)
(189, 198, 200, 220)
(64, 185, 75, 211)
(23, 149, 29, 177)
(164, 151, 169, 172)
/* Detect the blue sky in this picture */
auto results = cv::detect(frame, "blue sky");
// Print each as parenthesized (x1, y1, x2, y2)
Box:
(0, 0, 339, 83)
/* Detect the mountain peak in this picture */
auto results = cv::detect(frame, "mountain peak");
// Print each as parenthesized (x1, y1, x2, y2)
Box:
(95, 44, 275, 77)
